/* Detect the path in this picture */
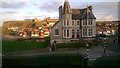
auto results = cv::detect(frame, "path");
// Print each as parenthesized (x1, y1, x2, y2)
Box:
(3, 45, 118, 60)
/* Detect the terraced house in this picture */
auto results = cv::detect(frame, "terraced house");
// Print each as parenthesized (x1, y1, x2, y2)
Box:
(51, 0, 96, 43)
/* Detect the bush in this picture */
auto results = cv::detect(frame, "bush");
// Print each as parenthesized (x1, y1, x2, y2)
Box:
(45, 37, 50, 47)
(88, 40, 99, 47)
(56, 40, 86, 49)
(99, 34, 106, 38)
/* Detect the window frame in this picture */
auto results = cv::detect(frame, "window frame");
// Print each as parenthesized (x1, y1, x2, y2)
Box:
(54, 29, 59, 36)
(72, 20, 75, 25)
(77, 20, 80, 25)
(83, 29, 87, 36)
(88, 29, 93, 36)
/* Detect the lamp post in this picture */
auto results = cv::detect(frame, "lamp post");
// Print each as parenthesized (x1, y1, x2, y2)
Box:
(86, 44, 89, 58)
(103, 38, 106, 54)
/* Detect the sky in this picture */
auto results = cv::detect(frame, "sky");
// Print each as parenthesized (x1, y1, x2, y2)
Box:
(0, 0, 119, 26)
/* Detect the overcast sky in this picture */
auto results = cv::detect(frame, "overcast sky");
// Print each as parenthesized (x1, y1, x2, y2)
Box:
(0, 0, 119, 26)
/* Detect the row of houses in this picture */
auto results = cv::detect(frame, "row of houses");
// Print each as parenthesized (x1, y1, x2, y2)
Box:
(96, 21, 118, 36)
(7, 17, 58, 38)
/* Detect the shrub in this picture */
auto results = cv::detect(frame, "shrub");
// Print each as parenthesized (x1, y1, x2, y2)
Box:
(45, 37, 50, 47)
(88, 39, 99, 47)
(56, 40, 86, 49)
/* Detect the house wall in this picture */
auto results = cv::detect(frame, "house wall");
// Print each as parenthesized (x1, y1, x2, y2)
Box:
(81, 19, 96, 37)
(51, 21, 63, 44)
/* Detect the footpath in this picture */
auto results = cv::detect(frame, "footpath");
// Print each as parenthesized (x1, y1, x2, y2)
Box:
(3, 45, 119, 60)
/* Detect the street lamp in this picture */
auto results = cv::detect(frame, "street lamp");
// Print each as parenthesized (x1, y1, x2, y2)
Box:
(86, 44, 89, 58)
(103, 38, 106, 54)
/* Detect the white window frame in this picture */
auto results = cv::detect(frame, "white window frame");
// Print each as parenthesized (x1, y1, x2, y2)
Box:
(88, 29, 93, 36)
(72, 20, 75, 25)
(72, 29, 74, 36)
(76, 20, 80, 25)
(63, 29, 70, 38)
(67, 29, 69, 37)
(88, 19, 93, 25)
(63, 20, 66, 26)
(67, 19, 69, 26)
(83, 19, 87, 26)
(82, 29, 87, 37)
(63, 29, 66, 37)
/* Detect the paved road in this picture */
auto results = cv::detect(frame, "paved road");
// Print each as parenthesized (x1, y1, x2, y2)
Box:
(3, 45, 118, 60)
(3, 38, 119, 60)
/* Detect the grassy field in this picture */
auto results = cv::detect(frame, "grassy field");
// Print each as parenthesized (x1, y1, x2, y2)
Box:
(2, 54, 83, 67)
(2, 40, 46, 53)
(93, 55, 120, 67)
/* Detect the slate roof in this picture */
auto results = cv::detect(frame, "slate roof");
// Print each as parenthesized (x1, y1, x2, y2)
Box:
(72, 8, 96, 20)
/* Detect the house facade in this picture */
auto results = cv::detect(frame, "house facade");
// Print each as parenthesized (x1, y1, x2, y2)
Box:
(51, 0, 96, 43)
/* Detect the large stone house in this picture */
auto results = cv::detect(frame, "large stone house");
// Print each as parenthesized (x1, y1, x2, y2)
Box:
(51, 0, 96, 43)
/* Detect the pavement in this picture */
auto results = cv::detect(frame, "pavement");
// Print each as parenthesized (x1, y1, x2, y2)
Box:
(2, 38, 119, 60)
(3, 45, 119, 60)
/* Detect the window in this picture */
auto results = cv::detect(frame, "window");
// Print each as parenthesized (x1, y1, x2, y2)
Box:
(88, 29, 92, 36)
(77, 21, 80, 25)
(83, 29, 87, 36)
(72, 30, 75, 38)
(63, 20, 66, 26)
(63, 29, 66, 37)
(72, 20, 74, 25)
(88, 19, 93, 25)
(83, 20, 87, 25)
(90, 20, 93, 25)
(67, 29, 69, 37)
(76, 29, 80, 38)
(67, 19, 69, 25)
(54, 29, 59, 35)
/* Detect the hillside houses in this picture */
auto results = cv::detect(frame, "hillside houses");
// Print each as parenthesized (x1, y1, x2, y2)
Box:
(96, 21, 118, 36)
(3, 17, 58, 38)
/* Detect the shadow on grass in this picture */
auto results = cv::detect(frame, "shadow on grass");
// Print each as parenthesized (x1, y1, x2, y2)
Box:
(2, 54, 84, 68)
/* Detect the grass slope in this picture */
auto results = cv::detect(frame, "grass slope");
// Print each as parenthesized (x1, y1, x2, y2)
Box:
(2, 54, 82, 67)
(2, 40, 45, 53)
(93, 55, 120, 67)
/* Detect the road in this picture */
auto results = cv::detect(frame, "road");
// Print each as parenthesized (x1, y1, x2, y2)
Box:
(3, 45, 118, 60)
(3, 38, 119, 60)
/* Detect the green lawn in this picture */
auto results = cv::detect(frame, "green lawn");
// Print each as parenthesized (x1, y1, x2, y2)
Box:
(93, 55, 120, 67)
(2, 54, 83, 67)
(2, 40, 46, 53)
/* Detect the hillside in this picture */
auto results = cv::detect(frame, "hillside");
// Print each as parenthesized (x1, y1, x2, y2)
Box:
(2, 20, 35, 28)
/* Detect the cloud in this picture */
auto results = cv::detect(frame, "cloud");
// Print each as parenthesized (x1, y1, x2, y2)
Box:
(96, 14, 117, 21)
(93, 2, 118, 15)
(38, 2, 61, 12)
(1, 2, 26, 9)
(105, 15, 116, 21)
(2, 11, 17, 14)
(1, 0, 29, 2)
